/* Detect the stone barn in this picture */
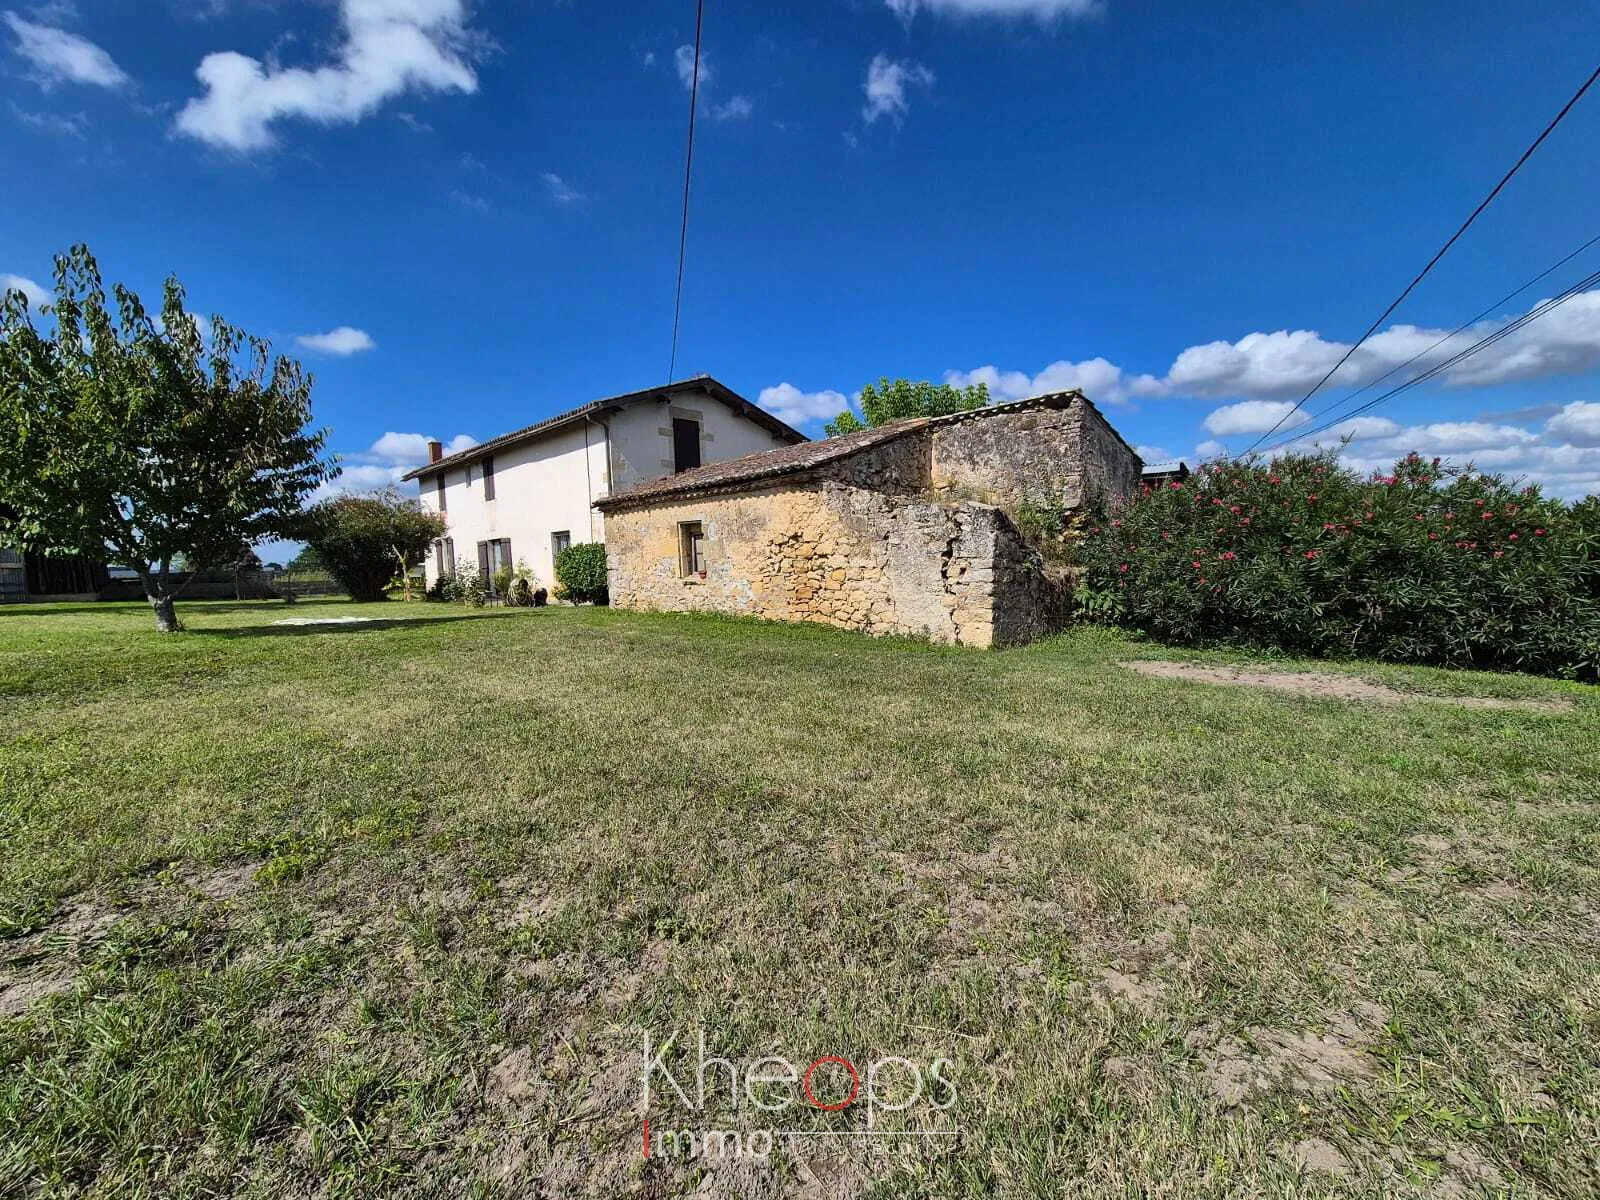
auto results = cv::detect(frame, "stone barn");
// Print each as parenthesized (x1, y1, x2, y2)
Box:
(594, 391, 1141, 648)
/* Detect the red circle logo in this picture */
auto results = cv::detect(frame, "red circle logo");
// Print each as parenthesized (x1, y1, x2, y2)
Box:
(802, 1056, 860, 1110)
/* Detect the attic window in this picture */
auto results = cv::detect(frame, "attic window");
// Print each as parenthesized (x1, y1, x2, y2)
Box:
(483, 456, 496, 501)
(679, 521, 705, 577)
(673, 417, 701, 473)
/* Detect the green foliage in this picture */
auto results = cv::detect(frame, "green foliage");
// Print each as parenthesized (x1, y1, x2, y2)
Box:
(503, 558, 542, 607)
(304, 490, 446, 603)
(427, 562, 487, 606)
(1073, 451, 1600, 680)
(0, 246, 335, 630)
(287, 545, 324, 573)
(824, 377, 989, 437)
(554, 542, 608, 604)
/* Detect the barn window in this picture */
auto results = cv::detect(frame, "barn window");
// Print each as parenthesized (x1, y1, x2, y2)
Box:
(673, 417, 702, 473)
(679, 521, 705, 577)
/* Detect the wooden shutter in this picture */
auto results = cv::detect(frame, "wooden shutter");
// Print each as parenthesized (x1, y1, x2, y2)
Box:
(483, 457, 496, 501)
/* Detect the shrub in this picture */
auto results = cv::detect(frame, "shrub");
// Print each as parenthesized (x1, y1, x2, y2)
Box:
(503, 558, 542, 607)
(1072, 451, 1600, 680)
(427, 562, 487, 606)
(305, 491, 446, 603)
(554, 542, 608, 604)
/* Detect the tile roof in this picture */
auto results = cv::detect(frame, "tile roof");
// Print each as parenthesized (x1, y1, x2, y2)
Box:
(401, 375, 805, 482)
(595, 390, 1089, 510)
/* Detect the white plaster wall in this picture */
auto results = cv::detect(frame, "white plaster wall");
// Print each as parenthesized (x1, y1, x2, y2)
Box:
(418, 385, 798, 591)
(608, 387, 794, 487)
(420, 421, 609, 592)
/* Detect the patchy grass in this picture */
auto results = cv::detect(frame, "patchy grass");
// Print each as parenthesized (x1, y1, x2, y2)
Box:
(1, 599, 1597, 1198)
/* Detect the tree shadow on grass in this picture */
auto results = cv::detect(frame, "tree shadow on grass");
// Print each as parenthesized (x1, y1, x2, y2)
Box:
(191, 611, 531, 638)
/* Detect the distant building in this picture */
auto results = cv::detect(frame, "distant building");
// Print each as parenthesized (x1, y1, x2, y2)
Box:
(1141, 461, 1191, 489)
(402, 376, 805, 592)
(0, 543, 110, 603)
(596, 392, 1142, 648)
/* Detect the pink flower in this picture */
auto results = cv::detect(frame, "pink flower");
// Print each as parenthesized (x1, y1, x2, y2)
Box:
(1509, 532, 1519, 541)
(1413, 514, 1424, 521)
(1482, 511, 1494, 520)
(1428, 532, 1438, 540)
(1269, 476, 1282, 485)
(1230, 505, 1241, 514)
(1304, 550, 1318, 560)
(1118, 563, 1129, 573)
(1169, 481, 1183, 490)
(1307, 494, 1319, 502)
(1493, 551, 1504, 558)
(1535, 528, 1547, 536)
(1191, 561, 1203, 569)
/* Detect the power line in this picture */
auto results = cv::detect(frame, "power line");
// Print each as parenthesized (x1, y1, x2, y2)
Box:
(1274, 229, 1600, 432)
(1243, 60, 1600, 454)
(1256, 264, 1600, 455)
(668, 0, 705, 383)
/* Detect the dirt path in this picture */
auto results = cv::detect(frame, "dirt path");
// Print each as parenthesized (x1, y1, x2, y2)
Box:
(1121, 661, 1574, 713)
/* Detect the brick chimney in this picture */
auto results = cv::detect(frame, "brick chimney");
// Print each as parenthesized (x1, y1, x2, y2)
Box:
(427, 439, 443, 463)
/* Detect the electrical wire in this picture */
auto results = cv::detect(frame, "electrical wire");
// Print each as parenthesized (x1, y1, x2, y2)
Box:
(1243, 61, 1600, 454)
(1256, 264, 1600, 455)
(668, 0, 705, 383)
(1273, 229, 1600, 432)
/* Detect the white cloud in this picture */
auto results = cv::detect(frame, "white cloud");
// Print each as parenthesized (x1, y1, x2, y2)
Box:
(296, 326, 375, 355)
(2, 272, 49, 308)
(758, 382, 851, 427)
(174, 0, 481, 152)
(449, 188, 488, 212)
(944, 357, 1157, 406)
(458, 150, 484, 170)
(709, 94, 752, 121)
(1194, 440, 1227, 461)
(315, 428, 476, 500)
(3, 11, 128, 89)
(886, 0, 1102, 21)
(395, 110, 432, 132)
(10, 101, 85, 136)
(1545, 401, 1600, 447)
(1152, 292, 1600, 402)
(863, 54, 933, 124)
(541, 171, 581, 204)
(1203, 399, 1312, 436)
(674, 43, 707, 91)
(1133, 444, 1173, 464)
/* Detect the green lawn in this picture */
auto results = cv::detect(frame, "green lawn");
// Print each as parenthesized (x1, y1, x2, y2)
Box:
(1, 600, 1597, 1198)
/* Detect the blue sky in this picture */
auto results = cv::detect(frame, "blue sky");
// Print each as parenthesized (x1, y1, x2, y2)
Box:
(6, 0, 1600, 563)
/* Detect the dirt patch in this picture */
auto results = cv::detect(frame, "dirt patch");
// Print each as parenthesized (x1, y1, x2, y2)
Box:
(1201, 1011, 1381, 1108)
(1122, 661, 1573, 712)
(1285, 1137, 1350, 1177)
(0, 969, 75, 1018)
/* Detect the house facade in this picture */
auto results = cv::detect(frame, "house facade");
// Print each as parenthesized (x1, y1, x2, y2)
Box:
(595, 392, 1142, 648)
(403, 377, 805, 592)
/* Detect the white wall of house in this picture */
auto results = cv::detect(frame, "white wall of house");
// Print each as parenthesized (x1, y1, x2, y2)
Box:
(418, 385, 796, 593)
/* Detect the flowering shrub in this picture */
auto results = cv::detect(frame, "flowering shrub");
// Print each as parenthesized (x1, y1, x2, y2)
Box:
(1073, 451, 1600, 680)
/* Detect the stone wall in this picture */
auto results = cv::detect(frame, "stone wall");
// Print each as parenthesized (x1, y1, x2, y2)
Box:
(603, 476, 1066, 648)
(928, 395, 1141, 509)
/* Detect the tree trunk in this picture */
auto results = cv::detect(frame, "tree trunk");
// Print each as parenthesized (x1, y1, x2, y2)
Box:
(139, 566, 181, 633)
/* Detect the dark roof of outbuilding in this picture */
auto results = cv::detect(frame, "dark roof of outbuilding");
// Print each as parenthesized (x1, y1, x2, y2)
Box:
(401, 375, 806, 482)
(595, 390, 1097, 511)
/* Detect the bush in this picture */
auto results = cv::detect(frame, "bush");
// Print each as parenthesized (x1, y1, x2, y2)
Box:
(1072, 451, 1600, 680)
(554, 542, 608, 604)
(427, 562, 487, 606)
(305, 491, 447, 603)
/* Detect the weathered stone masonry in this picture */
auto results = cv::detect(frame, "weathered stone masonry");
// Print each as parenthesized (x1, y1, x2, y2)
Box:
(596, 393, 1139, 648)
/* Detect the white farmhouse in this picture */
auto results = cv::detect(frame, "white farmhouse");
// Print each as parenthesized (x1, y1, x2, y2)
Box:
(404, 376, 806, 593)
